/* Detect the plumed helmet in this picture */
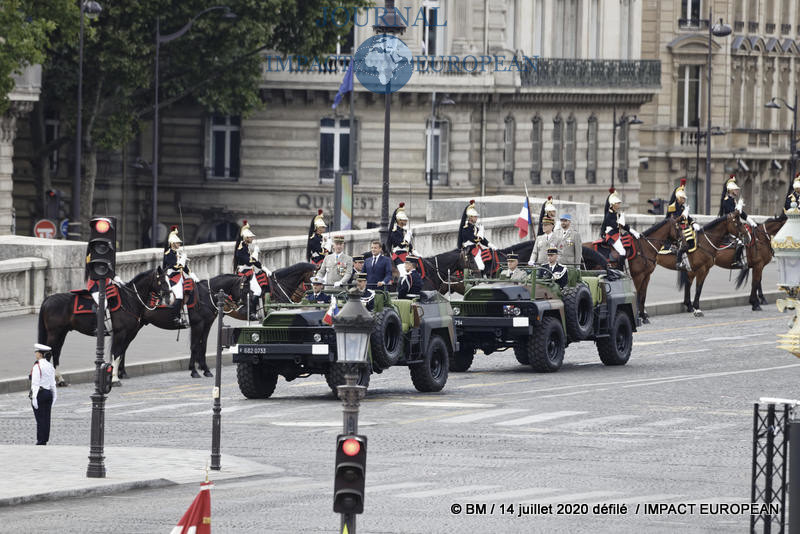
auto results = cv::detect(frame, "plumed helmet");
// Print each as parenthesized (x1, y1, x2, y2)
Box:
(608, 190, 623, 205)
(465, 200, 479, 217)
(240, 220, 256, 239)
(543, 195, 556, 213)
(313, 209, 327, 228)
(395, 202, 409, 221)
(726, 175, 740, 191)
(167, 226, 182, 244)
(675, 178, 687, 200)
(793, 173, 800, 189)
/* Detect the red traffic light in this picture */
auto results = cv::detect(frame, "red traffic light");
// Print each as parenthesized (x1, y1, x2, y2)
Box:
(341, 438, 361, 456)
(94, 219, 111, 233)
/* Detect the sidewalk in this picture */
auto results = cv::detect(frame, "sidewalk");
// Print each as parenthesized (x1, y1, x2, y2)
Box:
(0, 444, 282, 507)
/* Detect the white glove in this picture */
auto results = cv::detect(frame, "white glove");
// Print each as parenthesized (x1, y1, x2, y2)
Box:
(618, 213, 626, 227)
(263, 267, 272, 276)
(190, 272, 200, 282)
(113, 275, 123, 284)
(746, 217, 756, 227)
(735, 198, 744, 212)
(406, 227, 413, 239)
(32, 397, 38, 410)
(604, 226, 613, 235)
(488, 242, 497, 249)
(630, 230, 640, 239)
(692, 223, 701, 231)
(333, 281, 342, 288)
(528, 258, 536, 266)
(477, 225, 486, 239)
(684, 204, 691, 216)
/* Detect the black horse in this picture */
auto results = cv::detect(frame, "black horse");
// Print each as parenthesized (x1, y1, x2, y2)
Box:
(37, 268, 170, 385)
(227, 262, 317, 319)
(418, 250, 467, 293)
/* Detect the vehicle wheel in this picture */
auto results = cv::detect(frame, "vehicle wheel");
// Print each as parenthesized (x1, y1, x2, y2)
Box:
(450, 344, 475, 372)
(370, 309, 403, 370)
(236, 362, 278, 399)
(562, 284, 594, 341)
(528, 316, 565, 372)
(513, 342, 529, 365)
(325, 363, 371, 395)
(410, 335, 450, 392)
(596, 311, 633, 366)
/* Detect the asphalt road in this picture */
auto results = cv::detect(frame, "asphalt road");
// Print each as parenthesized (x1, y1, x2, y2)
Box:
(0, 305, 795, 533)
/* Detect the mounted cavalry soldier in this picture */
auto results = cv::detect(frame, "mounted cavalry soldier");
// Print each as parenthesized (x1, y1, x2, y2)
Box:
(537, 196, 557, 236)
(233, 221, 270, 320)
(664, 179, 699, 271)
(458, 200, 496, 276)
(718, 175, 756, 268)
(306, 209, 331, 268)
(386, 202, 414, 278)
(500, 253, 528, 281)
(786, 174, 800, 213)
(600, 188, 640, 267)
(163, 226, 194, 327)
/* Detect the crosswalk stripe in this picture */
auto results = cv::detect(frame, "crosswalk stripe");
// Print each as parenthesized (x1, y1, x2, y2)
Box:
(184, 404, 267, 417)
(403, 485, 500, 498)
(271, 421, 377, 427)
(694, 422, 741, 432)
(116, 401, 205, 416)
(555, 414, 640, 430)
(643, 417, 691, 427)
(495, 411, 587, 426)
(439, 408, 529, 423)
(368, 482, 434, 493)
(472, 488, 561, 501)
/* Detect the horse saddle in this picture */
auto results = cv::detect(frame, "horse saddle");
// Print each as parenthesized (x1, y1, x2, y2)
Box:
(592, 237, 637, 260)
(237, 269, 270, 289)
(70, 284, 122, 315)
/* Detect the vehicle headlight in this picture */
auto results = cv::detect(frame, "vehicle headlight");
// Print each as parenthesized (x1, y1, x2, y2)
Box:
(250, 332, 260, 342)
(452, 306, 460, 315)
(313, 333, 322, 342)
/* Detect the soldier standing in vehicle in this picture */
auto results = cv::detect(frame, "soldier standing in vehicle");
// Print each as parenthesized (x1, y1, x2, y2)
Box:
(554, 213, 582, 267)
(458, 200, 496, 276)
(317, 235, 353, 288)
(355, 272, 375, 311)
(543, 247, 568, 289)
(398, 255, 423, 299)
(528, 216, 560, 266)
(306, 210, 331, 268)
(499, 253, 528, 281)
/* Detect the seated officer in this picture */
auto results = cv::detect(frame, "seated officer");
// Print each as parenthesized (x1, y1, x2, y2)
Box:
(305, 276, 330, 304)
(542, 247, 568, 289)
(499, 253, 528, 282)
(355, 272, 375, 311)
(398, 255, 423, 299)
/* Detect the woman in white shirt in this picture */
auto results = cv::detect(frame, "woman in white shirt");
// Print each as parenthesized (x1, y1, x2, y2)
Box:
(30, 343, 57, 445)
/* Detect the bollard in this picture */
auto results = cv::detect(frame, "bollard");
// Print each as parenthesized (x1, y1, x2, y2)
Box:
(210, 290, 226, 470)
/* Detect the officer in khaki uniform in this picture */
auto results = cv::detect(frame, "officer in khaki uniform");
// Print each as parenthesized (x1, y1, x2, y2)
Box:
(499, 253, 528, 282)
(317, 235, 353, 287)
(554, 213, 582, 267)
(528, 216, 561, 265)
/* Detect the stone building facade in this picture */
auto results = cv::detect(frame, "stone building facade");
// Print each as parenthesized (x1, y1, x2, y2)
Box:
(639, 0, 800, 216)
(11, 0, 658, 248)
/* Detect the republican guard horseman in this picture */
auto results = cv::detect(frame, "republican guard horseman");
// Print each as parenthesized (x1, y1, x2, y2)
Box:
(163, 226, 194, 327)
(664, 179, 699, 271)
(233, 221, 271, 320)
(537, 196, 557, 236)
(387, 202, 414, 278)
(718, 175, 756, 268)
(786, 174, 800, 213)
(457, 200, 496, 276)
(306, 209, 331, 267)
(600, 188, 640, 266)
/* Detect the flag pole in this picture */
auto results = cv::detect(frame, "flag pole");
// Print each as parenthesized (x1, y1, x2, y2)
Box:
(524, 184, 533, 241)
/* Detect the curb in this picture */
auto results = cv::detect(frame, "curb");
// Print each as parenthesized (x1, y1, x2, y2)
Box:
(644, 290, 781, 318)
(0, 478, 174, 507)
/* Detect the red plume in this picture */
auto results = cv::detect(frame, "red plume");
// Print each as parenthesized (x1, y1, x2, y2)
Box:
(729, 174, 735, 179)
(171, 225, 178, 231)
(608, 187, 615, 193)
(399, 202, 405, 208)
(318, 209, 323, 215)
(680, 178, 686, 186)
(469, 199, 475, 204)
(242, 220, 247, 225)
(547, 195, 553, 201)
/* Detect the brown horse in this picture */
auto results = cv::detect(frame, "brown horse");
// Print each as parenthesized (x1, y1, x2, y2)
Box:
(229, 262, 316, 320)
(726, 215, 787, 311)
(662, 213, 750, 316)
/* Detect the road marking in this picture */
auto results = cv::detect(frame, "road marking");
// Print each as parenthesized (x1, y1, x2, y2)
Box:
(530, 490, 621, 503)
(622, 363, 800, 389)
(403, 485, 500, 498)
(116, 401, 206, 415)
(440, 408, 529, 423)
(695, 422, 741, 432)
(603, 494, 683, 504)
(215, 477, 307, 491)
(555, 414, 640, 430)
(473, 487, 562, 501)
(368, 482, 434, 493)
(396, 401, 496, 408)
(73, 401, 147, 414)
(651, 349, 710, 356)
(184, 404, 267, 417)
(495, 411, 587, 426)
(643, 417, 691, 427)
(634, 338, 677, 346)
(538, 388, 610, 399)
(456, 378, 533, 389)
(637, 316, 777, 335)
(705, 333, 766, 341)
(271, 421, 377, 427)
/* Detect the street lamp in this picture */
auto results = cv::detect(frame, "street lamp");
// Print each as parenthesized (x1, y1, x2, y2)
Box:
(765, 92, 799, 195)
(373, 0, 406, 249)
(70, 1, 103, 241)
(428, 93, 455, 200)
(610, 108, 642, 189)
(151, 6, 237, 247)
(694, 126, 725, 210)
(703, 14, 732, 215)
(332, 290, 375, 534)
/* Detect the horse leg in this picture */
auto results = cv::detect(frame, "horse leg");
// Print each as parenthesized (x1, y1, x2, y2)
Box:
(639, 273, 651, 324)
(751, 264, 763, 311)
(683, 273, 694, 313)
(200, 322, 213, 377)
(188, 323, 201, 378)
(50, 330, 69, 387)
(692, 272, 706, 317)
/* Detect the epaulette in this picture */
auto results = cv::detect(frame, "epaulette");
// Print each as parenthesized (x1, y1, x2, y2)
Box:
(667, 203, 676, 213)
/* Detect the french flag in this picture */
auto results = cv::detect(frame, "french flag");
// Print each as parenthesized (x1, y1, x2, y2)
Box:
(323, 300, 339, 326)
(514, 196, 533, 238)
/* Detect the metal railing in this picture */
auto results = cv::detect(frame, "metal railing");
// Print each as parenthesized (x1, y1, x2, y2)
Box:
(749, 21, 760, 32)
(781, 24, 792, 35)
(678, 18, 709, 30)
(735, 21, 744, 32)
(425, 171, 448, 186)
(521, 59, 661, 88)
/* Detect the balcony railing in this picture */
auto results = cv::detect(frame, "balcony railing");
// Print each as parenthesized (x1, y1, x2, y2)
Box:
(425, 171, 449, 186)
(678, 18, 709, 30)
(782, 24, 792, 35)
(749, 22, 760, 32)
(734, 21, 744, 32)
(766, 22, 776, 34)
(521, 59, 661, 88)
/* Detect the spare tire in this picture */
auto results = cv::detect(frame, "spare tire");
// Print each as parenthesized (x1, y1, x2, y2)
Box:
(562, 284, 594, 341)
(370, 308, 403, 370)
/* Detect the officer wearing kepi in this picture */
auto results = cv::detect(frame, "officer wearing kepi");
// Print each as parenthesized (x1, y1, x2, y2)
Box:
(500, 253, 528, 281)
(387, 202, 414, 278)
(355, 272, 375, 311)
(537, 196, 557, 236)
(30, 344, 57, 445)
(305, 276, 331, 304)
(398, 255, 423, 299)
(543, 247, 568, 289)
(163, 226, 194, 327)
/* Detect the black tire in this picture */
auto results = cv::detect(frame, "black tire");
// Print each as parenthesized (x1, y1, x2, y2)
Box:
(450, 344, 475, 372)
(528, 316, 566, 372)
(562, 284, 594, 341)
(410, 335, 450, 392)
(513, 342, 529, 365)
(370, 309, 403, 370)
(325, 363, 371, 395)
(236, 362, 278, 399)
(597, 311, 633, 366)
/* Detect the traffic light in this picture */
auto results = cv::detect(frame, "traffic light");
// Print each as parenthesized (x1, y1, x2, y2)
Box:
(333, 434, 367, 514)
(99, 362, 114, 394)
(647, 198, 664, 215)
(86, 216, 116, 280)
(44, 189, 65, 220)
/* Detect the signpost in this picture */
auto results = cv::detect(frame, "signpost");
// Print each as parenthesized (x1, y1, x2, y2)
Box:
(60, 218, 70, 239)
(33, 219, 58, 239)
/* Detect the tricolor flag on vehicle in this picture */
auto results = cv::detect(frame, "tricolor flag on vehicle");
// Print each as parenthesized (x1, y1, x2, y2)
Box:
(514, 185, 534, 238)
(170, 480, 213, 534)
(323, 299, 339, 326)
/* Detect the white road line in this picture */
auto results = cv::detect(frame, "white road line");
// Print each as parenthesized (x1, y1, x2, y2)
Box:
(403, 485, 500, 498)
(621, 363, 800, 389)
(538, 389, 610, 399)
(439, 408, 529, 424)
(74, 401, 148, 414)
(184, 404, 268, 417)
(643, 417, 691, 427)
(705, 333, 766, 341)
(116, 402, 206, 416)
(602, 494, 683, 504)
(368, 482, 435, 493)
(271, 421, 377, 427)
(695, 422, 741, 432)
(216, 477, 306, 491)
(473, 488, 562, 501)
(529, 490, 621, 503)
(555, 414, 640, 430)
(395, 401, 495, 408)
(495, 411, 587, 427)
(654, 349, 711, 357)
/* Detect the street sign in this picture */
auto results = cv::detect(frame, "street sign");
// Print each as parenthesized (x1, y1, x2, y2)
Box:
(60, 218, 70, 238)
(33, 219, 57, 239)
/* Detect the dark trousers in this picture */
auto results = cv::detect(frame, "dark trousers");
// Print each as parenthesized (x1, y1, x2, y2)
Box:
(33, 388, 53, 445)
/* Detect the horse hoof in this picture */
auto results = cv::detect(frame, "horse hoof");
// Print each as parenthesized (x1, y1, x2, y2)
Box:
(693, 309, 704, 317)
(111, 380, 122, 387)
(752, 305, 762, 311)
(118, 371, 128, 379)
(760, 298, 767, 305)
(641, 316, 650, 325)
(56, 381, 69, 388)
(203, 370, 213, 378)
(191, 370, 200, 378)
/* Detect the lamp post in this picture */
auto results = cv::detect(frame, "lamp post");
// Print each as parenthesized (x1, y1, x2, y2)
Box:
(428, 93, 455, 200)
(610, 107, 642, 189)
(70, 1, 102, 241)
(332, 290, 375, 534)
(152, 6, 236, 247)
(373, 0, 406, 248)
(694, 126, 725, 210)
(703, 13, 732, 215)
(765, 92, 798, 194)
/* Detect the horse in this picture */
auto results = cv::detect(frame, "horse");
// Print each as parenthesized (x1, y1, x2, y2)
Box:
(37, 268, 171, 385)
(231, 262, 317, 319)
(665, 212, 750, 316)
(729, 215, 787, 310)
(418, 250, 467, 293)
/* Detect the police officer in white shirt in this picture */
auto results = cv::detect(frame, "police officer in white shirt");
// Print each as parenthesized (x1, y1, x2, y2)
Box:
(30, 343, 57, 445)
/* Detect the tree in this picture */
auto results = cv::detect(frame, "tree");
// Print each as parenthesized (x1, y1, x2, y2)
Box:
(35, 0, 364, 238)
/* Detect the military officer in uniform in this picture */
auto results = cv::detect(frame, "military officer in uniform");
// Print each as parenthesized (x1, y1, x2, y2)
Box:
(665, 179, 699, 271)
(528, 216, 560, 265)
(351, 253, 366, 281)
(554, 213, 582, 267)
(537, 196, 557, 236)
(458, 200, 496, 276)
(600, 188, 640, 266)
(355, 272, 375, 311)
(786, 174, 800, 212)
(305, 276, 331, 304)
(317, 235, 353, 287)
(30, 343, 56, 445)
(543, 247, 568, 289)
(718, 175, 756, 268)
(306, 209, 331, 267)
(386, 202, 414, 278)
(163, 226, 195, 327)
(398, 255, 423, 299)
(499, 253, 528, 281)
(233, 221, 271, 320)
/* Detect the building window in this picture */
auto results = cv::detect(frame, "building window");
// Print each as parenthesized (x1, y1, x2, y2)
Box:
(553, 0, 580, 58)
(44, 110, 60, 175)
(618, 122, 629, 184)
(320, 118, 356, 182)
(531, 116, 542, 184)
(503, 116, 515, 185)
(677, 65, 701, 128)
(586, 115, 598, 184)
(564, 115, 576, 184)
(552, 115, 563, 184)
(426, 118, 449, 185)
(680, 0, 702, 23)
(422, 0, 442, 56)
(206, 115, 240, 180)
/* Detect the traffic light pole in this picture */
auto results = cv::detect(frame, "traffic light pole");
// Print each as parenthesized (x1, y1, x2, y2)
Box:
(87, 282, 107, 478)
(338, 371, 366, 534)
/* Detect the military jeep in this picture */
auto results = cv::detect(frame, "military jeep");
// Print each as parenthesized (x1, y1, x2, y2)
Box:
(224, 290, 455, 398)
(451, 268, 639, 372)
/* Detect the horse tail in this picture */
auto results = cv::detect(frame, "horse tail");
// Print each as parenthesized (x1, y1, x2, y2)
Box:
(38, 298, 48, 344)
(735, 266, 751, 290)
(677, 270, 688, 291)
